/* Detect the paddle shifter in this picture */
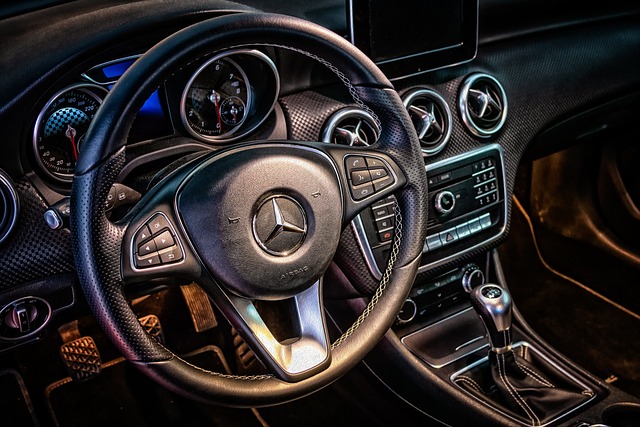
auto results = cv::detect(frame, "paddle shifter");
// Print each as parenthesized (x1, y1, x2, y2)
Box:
(469, 284, 512, 353)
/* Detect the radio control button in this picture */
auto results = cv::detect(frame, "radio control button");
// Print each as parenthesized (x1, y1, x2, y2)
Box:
(426, 234, 442, 250)
(434, 190, 456, 215)
(479, 213, 492, 229)
(468, 218, 483, 234)
(456, 223, 471, 238)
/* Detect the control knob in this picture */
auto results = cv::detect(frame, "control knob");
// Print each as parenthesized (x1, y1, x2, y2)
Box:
(396, 298, 417, 325)
(434, 190, 456, 215)
(462, 264, 485, 292)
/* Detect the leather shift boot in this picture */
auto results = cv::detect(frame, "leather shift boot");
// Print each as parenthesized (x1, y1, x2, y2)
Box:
(454, 344, 594, 426)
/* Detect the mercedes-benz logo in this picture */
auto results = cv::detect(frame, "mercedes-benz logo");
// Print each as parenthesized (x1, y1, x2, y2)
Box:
(252, 196, 307, 256)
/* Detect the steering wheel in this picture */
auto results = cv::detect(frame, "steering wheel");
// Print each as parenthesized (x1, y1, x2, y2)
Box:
(70, 12, 428, 406)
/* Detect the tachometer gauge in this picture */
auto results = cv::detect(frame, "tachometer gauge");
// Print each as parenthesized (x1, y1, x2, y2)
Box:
(181, 55, 250, 142)
(33, 84, 105, 182)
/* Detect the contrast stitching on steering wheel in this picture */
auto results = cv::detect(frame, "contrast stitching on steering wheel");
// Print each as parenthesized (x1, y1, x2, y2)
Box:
(332, 200, 402, 349)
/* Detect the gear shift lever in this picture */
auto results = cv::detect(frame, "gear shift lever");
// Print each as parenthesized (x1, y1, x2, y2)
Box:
(470, 283, 512, 353)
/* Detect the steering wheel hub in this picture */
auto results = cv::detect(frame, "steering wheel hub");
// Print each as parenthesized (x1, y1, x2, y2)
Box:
(177, 143, 343, 299)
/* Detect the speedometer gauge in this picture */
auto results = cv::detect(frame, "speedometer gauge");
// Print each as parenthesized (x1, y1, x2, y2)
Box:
(33, 84, 105, 182)
(181, 55, 250, 142)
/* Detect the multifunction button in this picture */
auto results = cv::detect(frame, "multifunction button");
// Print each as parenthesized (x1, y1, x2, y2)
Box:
(371, 196, 395, 243)
(133, 213, 183, 269)
(345, 155, 395, 201)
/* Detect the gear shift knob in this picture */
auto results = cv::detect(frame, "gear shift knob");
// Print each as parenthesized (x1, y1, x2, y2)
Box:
(470, 284, 512, 353)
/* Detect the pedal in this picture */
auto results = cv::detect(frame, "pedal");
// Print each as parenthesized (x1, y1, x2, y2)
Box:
(59, 336, 101, 382)
(138, 314, 165, 345)
(231, 327, 259, 372)
(180, 283, 218, 332)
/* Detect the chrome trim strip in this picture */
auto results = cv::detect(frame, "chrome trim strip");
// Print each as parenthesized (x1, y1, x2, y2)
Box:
(450, 341, 597, 427)
(0, 171, 19, 245)
(81, 54, 142, 85)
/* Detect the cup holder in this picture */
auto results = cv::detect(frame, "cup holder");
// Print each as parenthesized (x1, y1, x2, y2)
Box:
(601, 403, 640, 427)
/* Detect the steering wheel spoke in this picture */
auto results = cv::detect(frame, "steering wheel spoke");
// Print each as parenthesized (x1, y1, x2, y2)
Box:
(212, 277, 330, 382)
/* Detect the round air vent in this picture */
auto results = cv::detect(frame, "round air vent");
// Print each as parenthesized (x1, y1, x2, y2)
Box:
(459, 73, 508, 138)
(321, 107, 380, 146)
(402, 89, 452, 156)
(0, 170, 19, 245)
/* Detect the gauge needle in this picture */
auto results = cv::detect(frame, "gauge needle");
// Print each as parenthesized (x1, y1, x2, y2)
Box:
(65, 124, 78, 160)
(211, 90, 222, 128)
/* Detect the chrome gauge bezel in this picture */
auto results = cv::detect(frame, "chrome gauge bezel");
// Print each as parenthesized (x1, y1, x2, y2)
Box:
(32, 83, 107, 183)
(180, 49, 280, 144)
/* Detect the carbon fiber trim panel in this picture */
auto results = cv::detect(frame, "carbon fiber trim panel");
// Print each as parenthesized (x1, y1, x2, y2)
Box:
(0, 178, 74, 291)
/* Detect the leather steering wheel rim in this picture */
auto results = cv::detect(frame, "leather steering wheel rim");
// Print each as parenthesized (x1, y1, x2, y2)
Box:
(70, 12, 428, 406)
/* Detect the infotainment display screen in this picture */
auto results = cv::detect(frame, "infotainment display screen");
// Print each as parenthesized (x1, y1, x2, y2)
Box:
(348, 0, 478, 79)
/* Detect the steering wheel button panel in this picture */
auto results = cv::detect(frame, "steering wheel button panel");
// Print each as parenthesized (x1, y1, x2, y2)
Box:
(131, 213, 184, 269)
(344, 155, 396, 202)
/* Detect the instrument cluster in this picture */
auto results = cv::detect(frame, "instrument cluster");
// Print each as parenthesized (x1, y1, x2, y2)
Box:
(31, 49, 280, 184)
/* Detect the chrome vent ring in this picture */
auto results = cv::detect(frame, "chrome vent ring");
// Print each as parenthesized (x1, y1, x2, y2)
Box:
(0, 170, 19, 245)
(402, 89, 452, 156)
(321, 107, 380, 146)
(459, 73, 508, 138)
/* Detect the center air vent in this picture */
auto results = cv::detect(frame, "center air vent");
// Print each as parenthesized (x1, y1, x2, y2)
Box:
(402, 89, 452, 156)
(0, 170, 19, 245)
(321, 108, 380, 146)
(459, 73, 508, 138)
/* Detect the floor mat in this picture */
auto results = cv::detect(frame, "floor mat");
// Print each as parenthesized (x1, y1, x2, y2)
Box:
(498, 198, 640, 399)
(0, 369, 38, 426)
(45, 345, 267, 427)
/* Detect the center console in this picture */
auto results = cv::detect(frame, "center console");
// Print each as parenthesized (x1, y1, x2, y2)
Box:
(353, 143, 507, 280)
